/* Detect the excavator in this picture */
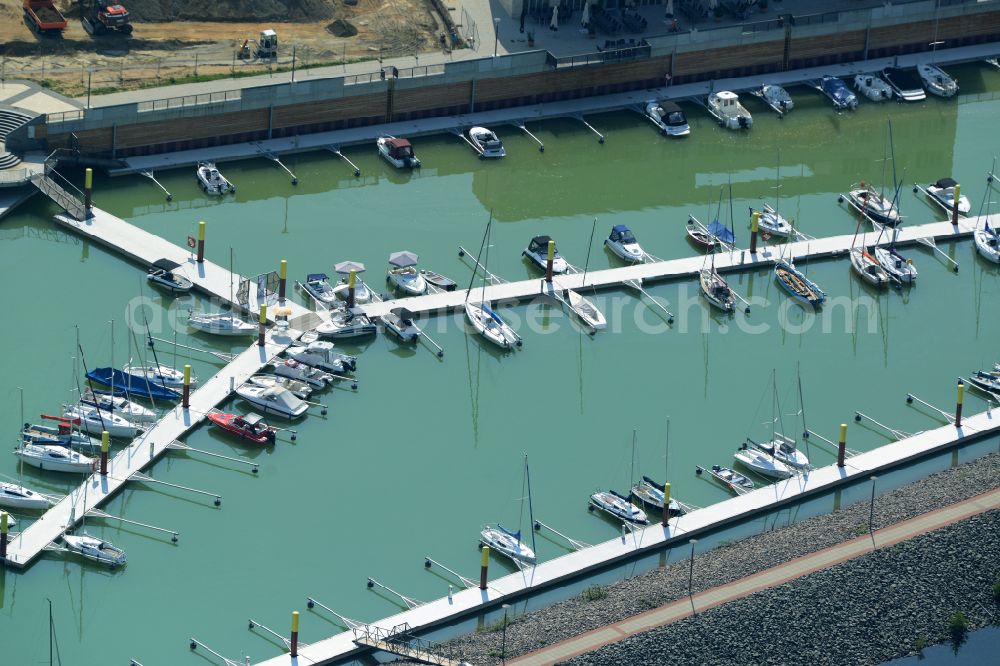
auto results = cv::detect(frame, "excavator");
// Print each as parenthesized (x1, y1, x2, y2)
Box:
(80, 0, 134, 36)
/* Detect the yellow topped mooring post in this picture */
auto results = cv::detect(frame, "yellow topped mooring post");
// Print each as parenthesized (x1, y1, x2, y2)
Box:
(837, 423, 847, 468)
(750, 210, 760, 254)
(84, 167, 93, 217)
(290, 610, 300, 657)
(545, 239, 555, 283)
(661, 481, 672, 526)
(348, 270, 357, 309)
(955, 381, 964, 428)
(182, 364, 192, 410)
(100, 430, 109, 476)
(1, 511, 9, 561)
(279, 259, 288, 303)
(258, 304, 267, 347)
(479, 545, 490, 590)
(951, 183, 961, 226)
(197, 220, 206, 264)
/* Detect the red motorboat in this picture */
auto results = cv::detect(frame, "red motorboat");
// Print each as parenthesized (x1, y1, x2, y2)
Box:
(207, 411, 276, 445)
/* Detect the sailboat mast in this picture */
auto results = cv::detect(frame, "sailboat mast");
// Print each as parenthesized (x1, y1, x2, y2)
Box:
(481, 216, 491, 305)
(49, 598, 54, 666)
(464, 211, 492, 301)
(524, 454, 536, 557)
(630, 430, 637, 490)
(230, 247, 235, 322)
(582, 217, 597, 286)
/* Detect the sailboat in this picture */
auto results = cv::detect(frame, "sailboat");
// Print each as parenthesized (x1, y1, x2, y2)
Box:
(628, 425, 690, 518)
(62, 480, 127, 568)
(870, 120, 917, 284)
(187, 249, 256, 336)
(747, 371, 810, 471)
(774, 255, 826, 308)
(974, 220, 1000, 264)
(699, 249, 735, 313)
(749, 154, 793, 238)
(465, 214, 521, 349)
(590, 431, 649, 525)
(733, 446, 793, 479)
(480, 455, 538, 565)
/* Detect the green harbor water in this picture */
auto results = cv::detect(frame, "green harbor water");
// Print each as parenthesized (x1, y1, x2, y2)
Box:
(2, 64, 1000, 665)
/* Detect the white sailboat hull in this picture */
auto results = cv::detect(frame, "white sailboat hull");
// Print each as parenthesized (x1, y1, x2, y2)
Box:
(0, 481, 52, 510)
(15, 445, 94, 473)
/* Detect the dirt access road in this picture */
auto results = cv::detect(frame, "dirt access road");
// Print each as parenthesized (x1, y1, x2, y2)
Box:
(0, 0, 452, 97)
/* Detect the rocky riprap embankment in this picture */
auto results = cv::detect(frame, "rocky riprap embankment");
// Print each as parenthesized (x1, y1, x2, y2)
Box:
(401, 452, 1000, 666)
(566, 510, 1000, 666)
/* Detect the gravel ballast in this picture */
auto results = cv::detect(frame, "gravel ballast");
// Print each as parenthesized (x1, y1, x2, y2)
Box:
(407, 452, 1000, 666)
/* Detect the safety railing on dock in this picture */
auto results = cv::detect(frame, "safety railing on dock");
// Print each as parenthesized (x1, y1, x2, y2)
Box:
(351, 623, 468, 666)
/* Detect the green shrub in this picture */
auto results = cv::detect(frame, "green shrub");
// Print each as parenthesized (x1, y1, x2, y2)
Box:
(948, 610, 969, 638)
(992, 576, 1000, 602)
(581, 585, 608, 601)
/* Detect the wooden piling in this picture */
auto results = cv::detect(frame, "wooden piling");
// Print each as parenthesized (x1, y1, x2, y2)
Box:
(197, 220, 206, 263)
(290, 610, 299, 657)
(951, 183, 961, 226)
(750, 211, 760, 254)
(84, 168, 93, 217)
(661, 481, 671, 526)
(545, 240, 555, 283)
(182, 364, 192, 409)
(955, 381, 964, 427)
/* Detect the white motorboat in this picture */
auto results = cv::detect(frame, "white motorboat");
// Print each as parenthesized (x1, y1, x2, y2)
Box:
(974, 224, 1000, 263)
(0, 481, 52, 510)
(873, 246, 918, 284)
(300, 273, 339, 307)
(565, 289, 607, 330)
(468, 126, 506, 158)
(235, 385, 308, 419)
(699, 268, 735, 313)
(63, 405, 139, 438)
(272, 359, 334, 387)
(196, 161, 236, 194)
(707, 91, 752, 130)
(313, 307, 377, 339)
(80, 389, 157, 423)
(850, 247, 893, 288)
(146, 259, 193, 293)
(853, 73, 893, 102)
(377, 135, 421, 168)
(14, 444, 94, 473)
(924, 178, 970, 215)
(187, 311, 256, 336)
(589, 490, 648, 524)
(331, 278, 373, 305)
(918, 63, 958, 98)
(22, 422, 98, 450)
(465, 301, 519, 349)
(122, 364, 192, 389)
(480, 524, 536, 565)
(523, 235, 568, 273)
(749, 434, 809, 470)
(604, 224, 644, 262)
(845, 183, 900, 226)
(882, 67, 926, 102)
(644, 100, 690, 136)
(820, 75, 858, 110)
(734, 447, 793, 480)
(285, 340, 357, 374)
(246, 374, 313, 399)
(760, 84, 794, 112)
(752, 203, 793, 237)
(380, 307, 421, 342)
(387, 266, 428, 296)
(62, 533, 127, 568)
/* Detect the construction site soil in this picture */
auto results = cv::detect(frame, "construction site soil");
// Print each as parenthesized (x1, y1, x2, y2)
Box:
(0, 0, 448, 97)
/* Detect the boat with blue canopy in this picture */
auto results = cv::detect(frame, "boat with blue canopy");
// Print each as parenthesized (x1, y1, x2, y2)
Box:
(86, 367, 181, 402)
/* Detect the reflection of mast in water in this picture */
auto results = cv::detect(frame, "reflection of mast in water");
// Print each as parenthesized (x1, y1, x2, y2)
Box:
(577, 329, 584, 415)
(463, 321, 481, 447)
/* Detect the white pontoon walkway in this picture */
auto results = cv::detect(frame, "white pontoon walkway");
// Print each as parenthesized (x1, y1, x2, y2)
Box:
(52, 208, 315, 325)
(255, 407, 1000, 666)
(1, 330, 298, 569)
(358, 214, 993, 318)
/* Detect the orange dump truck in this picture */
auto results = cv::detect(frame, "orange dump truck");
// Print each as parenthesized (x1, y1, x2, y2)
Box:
(23, 0, 68, 35)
